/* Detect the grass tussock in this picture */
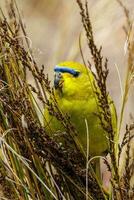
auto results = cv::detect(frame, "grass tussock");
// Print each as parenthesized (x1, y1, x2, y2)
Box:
(0, 0, 133, 200)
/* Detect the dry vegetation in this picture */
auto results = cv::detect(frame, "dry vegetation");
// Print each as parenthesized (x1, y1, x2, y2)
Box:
(0, 0, 133, 199)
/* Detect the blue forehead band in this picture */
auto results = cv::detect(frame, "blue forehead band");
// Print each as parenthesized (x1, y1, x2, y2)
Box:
(54, 66, 80, 77)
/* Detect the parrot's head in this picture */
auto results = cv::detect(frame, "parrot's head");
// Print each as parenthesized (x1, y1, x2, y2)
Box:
(53, 61, 93, 99)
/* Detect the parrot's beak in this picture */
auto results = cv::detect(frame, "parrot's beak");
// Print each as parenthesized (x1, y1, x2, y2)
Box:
(54, 72, 64, 89)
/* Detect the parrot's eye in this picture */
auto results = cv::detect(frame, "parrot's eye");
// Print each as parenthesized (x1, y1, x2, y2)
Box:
(54, 72, 62, 79)
(58, 72, 62, 78)
(54, 72, 62, 81)
(54, 72, 63, 89)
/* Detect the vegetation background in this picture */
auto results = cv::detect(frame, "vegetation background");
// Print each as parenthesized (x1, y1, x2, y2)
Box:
(3, 0, 134, 119)
(0, 0, 133, 199)
(1, 0, 133, 119)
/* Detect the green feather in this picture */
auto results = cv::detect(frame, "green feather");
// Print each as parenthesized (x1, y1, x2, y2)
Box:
(44, 61, 117, 156)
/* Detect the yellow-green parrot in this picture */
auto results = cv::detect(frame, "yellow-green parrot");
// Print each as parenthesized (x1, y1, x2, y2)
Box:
(44, 61, 117, 159)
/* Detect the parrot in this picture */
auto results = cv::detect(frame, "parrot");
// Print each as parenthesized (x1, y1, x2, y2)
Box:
(44, 61, 117, 180)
